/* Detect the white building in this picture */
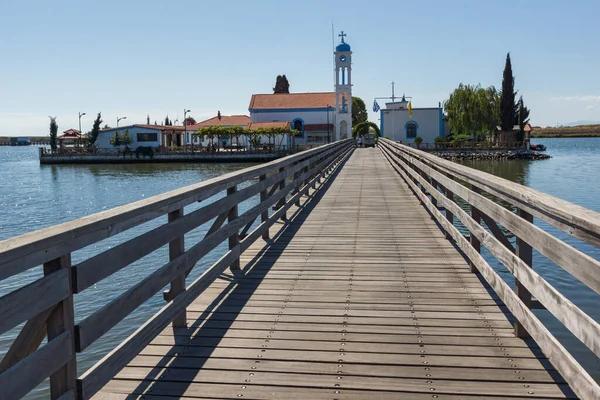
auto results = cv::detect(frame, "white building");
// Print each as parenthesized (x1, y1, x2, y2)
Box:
(96, 124, 184, 149)
(247, 32, 354, 145)
(379, 99, 444, 144)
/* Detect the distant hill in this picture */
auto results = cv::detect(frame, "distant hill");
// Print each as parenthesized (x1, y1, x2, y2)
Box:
(564, 120, 600, 127)
(532, 124, 600, 137)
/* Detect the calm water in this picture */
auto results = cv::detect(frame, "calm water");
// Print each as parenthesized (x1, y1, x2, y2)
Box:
(461, 137, 600, 382)
(1, 139, 599, 398)
(0, 146, 258, 398)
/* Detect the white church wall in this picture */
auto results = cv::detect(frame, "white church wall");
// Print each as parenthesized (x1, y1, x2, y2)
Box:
(381, 108, 443, 144)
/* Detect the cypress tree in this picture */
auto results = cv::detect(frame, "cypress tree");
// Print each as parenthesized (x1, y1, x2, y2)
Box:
(500, 53, 516, 131)
(89, 112, 103, 146)
(273, 75, 290, 94)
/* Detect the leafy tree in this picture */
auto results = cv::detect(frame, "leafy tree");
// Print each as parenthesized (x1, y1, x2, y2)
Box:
(500, 53, 516, 131)
(444, 83, 499, 140)
(49, 116, 58, 150)
(273, 75, 290, 94)
(352, 121, 381, 138)
(109, 129, 133, 150)
(89, 112, 103, 147)
(515, 96, 530, 143)
(352, 97, 368, 126)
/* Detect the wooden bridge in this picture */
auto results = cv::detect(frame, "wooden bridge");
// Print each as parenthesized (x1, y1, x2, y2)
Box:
(1, 139, 599, 399)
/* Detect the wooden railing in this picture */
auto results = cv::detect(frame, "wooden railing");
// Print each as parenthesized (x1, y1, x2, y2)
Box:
(378, 138, 600, 400)
(0, 139, 354, 399)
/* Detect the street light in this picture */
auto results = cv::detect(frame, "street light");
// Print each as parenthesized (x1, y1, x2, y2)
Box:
(78, 112, 86, 135)
(184, 109, 191, 146)
(117, 116, 126, 127)
(326, 105, 331, 143)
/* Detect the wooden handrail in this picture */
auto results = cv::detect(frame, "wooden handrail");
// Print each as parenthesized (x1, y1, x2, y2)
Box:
(0, 140, 354, 400)
(379, 139, 600, 400)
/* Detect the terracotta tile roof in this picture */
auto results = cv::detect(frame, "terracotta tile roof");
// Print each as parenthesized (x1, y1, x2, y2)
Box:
(63, 128, 81, 135)
(99, 124, 185, 132)
(247, 121, 290, 130)
(304, 123, 334, 132)
(249, 92, 336, 110)
(187, 115, 250, 130)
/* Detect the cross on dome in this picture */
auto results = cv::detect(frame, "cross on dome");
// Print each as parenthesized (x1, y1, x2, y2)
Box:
(339, 31, 347, 43)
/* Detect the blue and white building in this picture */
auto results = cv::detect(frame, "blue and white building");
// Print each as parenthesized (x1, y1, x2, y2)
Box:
(247, 32, 354, 145)
(380, 98, 445, 144)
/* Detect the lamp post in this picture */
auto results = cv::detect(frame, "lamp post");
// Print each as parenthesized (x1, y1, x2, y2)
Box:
(78, 112, 86, 135)
(326, 105, 331, 143)
(117, 116, 126, 128)
(184, 109, 190, 146)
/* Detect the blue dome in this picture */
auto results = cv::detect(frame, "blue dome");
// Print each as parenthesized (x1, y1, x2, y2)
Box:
(336, 42, 351, 52)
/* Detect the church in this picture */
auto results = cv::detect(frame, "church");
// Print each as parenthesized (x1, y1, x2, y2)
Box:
(247, 32, 354, 145)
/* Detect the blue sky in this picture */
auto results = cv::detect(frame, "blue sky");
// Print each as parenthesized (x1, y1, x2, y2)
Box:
(1, 0, 599, 136)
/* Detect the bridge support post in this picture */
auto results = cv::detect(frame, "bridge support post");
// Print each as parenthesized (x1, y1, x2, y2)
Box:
(260, 174, 269, 240)
(44, 255, 77, 400)
(277, 167, 287, 221)
(515, 208, 533, 338)
(228, 186, 240, 270)
(445, 183, 454, 241)
(470, 186, 482, 273)
(168, 208, 186, 327)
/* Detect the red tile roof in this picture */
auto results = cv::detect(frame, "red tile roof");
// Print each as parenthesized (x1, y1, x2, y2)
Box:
(249, 92, 336, 110)
(99, 124, 185, 132)
(63, 128, 81, 135)
(187, 115, 250, 130)
(304, 123, 334, 132)
(247, 121, 290, 130)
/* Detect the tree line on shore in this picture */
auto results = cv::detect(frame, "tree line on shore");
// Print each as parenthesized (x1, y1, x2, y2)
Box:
(444, 53, 530, 143)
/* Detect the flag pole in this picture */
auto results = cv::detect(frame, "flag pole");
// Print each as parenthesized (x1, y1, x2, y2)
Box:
(331, 22, 335, 90)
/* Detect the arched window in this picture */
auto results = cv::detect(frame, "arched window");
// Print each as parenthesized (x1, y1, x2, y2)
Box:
(292, 118, 304, 138)
(405, 121, 418, 139)
(293, 120, 303, 131)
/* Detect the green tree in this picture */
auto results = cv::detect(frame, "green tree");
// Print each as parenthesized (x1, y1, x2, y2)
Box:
(515, 96, 530, 143)
(89, 112, 103, 147)
(352, 97, 368, 126)
(352, 121, 381, 138)
(273, 75, 290, 94)
(164, 115, 170, 126)
(49, 116, 58, 150)
(500, 53, 516, 132)
(146, 114, 150, 124)
(444, 83, 499, 140)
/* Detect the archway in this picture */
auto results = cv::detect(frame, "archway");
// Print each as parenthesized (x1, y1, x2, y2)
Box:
(340, 121, 348, 139)
(352, 121, 381, 138)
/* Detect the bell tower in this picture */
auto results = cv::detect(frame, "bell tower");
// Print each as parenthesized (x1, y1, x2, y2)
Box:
(334, 31, 352, 139)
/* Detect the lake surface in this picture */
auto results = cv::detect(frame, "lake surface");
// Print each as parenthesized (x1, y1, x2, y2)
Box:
(1, 139, 599, 398)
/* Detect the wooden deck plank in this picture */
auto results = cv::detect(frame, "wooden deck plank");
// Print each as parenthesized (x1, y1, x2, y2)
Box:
(94, 148, 571, 399)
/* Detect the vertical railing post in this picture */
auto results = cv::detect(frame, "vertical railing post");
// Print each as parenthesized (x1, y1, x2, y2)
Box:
(228, 185, 240, 270)
(168, 208, 186, 327)
(292, 162, 302, 206)
(259, 174, 269, 240)
(430, 178, 438, 209)
(445, 177, 454, 241)
(44, 255, 77, 400)
(276, 167, 287, 221)
(515, 208, 533, 338)
(470, 185, 481, 273)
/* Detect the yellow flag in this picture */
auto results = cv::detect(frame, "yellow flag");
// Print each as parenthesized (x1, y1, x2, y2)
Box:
(408, 101, 413, 118)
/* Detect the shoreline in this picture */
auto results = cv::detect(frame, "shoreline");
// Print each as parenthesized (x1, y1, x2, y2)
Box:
(39, 153, 284, 165)
(429, 149, 551, 161)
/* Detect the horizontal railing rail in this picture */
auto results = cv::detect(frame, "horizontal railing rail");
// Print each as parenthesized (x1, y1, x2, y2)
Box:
(379, 138, 600, 400)
(0, 139, 354, 399)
